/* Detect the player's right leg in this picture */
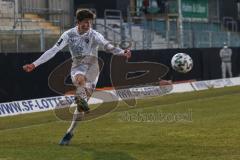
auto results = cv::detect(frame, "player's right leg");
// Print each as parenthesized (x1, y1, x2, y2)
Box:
(73, 61, 99, 113)
(59, 73, 87, 145)
(59, 60, 99, 145)
(74, 74, 90, 113)
(227, 63, 233, 77)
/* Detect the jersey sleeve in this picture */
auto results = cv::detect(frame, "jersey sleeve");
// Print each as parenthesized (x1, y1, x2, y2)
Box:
(94, 31, 109, 46)
(229, 48, 232, 56)
(94, 31, 124, 55)
(219, 49, 223, 57)
(33, 32, 69, 67)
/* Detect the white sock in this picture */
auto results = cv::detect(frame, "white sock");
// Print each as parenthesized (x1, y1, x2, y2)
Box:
(67, 108, 85, 134)
(76, 87, 88, 101)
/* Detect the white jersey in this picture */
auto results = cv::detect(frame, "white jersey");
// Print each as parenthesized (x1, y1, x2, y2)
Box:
(220, 48, 232, 63)
(33, 27, 124, 67)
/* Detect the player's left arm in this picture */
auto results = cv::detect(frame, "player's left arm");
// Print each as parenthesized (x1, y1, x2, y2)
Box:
(94, 32, 131, 59)
(104, 43, 131, 59)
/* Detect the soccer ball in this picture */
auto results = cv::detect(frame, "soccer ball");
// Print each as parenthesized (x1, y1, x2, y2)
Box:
(171, 53, 193, 73)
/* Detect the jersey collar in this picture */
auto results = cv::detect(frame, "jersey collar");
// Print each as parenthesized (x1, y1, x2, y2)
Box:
(76, 26, 92, 37)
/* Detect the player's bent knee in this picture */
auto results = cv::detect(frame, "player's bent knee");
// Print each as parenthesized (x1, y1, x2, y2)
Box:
(74, 74, 86, 86)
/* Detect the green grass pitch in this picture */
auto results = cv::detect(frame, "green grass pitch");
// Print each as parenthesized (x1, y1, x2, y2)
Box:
(0, 86, 240, 160)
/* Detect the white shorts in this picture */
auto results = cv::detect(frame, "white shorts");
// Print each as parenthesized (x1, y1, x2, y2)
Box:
(71, 63, 99, 89)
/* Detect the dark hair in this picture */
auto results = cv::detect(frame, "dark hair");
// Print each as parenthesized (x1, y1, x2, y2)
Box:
(76, 9, 95, 22)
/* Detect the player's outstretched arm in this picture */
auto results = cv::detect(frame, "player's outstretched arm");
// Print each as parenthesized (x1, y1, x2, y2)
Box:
(23, 63, 36, 72)
(95, 32, 132, 59)
(22, 32, 68, 73)
(104, 43, 131, 59)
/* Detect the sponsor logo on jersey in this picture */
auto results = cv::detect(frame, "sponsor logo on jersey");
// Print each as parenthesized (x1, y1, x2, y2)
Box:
(85, 38, 89, 44)
(57, 38, 63, 46)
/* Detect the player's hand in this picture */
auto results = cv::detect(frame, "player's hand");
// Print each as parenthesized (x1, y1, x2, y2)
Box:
(23, 64, 36, 72)
(123, 49, 131, 59)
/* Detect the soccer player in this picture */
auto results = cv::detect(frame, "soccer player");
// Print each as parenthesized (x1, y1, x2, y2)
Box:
(219, 42, 232, 78)
(22, 9, 131, 145)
